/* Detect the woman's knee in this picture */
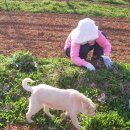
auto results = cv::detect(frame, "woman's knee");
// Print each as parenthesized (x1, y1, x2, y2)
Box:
(65, 48, 70, 57)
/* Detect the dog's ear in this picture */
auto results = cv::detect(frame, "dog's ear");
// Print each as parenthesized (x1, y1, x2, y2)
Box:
(81, 99, 90, 110)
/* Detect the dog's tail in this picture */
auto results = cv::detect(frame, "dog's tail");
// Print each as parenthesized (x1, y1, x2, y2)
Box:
(22, 78, 34, 93)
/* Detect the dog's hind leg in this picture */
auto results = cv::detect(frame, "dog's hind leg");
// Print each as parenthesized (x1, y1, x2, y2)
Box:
(61, 111, 69, 119)
(44, 105, 55, 118)
(26, 97, 42, 123)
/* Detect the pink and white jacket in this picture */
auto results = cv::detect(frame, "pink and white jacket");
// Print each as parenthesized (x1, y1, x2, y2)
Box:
(64, 30, 111, 67)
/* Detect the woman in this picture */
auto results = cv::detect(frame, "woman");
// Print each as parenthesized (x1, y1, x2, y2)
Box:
(64, 18, 113, 71)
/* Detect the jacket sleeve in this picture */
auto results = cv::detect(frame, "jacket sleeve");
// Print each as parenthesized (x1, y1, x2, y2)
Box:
(70, 41, 88, 67)
(64, 32, 71, 51)
(96, 31, 111, 56)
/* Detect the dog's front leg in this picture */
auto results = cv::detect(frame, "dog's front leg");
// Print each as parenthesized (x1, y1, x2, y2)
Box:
(44, 105, 55, 118)
(69, 112, 81, 130)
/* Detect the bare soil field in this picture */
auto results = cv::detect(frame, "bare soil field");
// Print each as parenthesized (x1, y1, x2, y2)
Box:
(0, 10, 130, 130)
(0, 11, 130, 63)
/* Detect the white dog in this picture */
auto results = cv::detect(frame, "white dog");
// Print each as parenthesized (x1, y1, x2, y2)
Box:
(22, 78, 96, 130)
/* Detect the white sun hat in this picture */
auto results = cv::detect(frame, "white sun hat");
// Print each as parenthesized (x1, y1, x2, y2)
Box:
(71, 18, 98, 44)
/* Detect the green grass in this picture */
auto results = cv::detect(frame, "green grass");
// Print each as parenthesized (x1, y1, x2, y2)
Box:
(10, 0, 130, 5)
(0, 0, 130, 18)
(94, 0, 129, 5)
(0, 51, 130, 129)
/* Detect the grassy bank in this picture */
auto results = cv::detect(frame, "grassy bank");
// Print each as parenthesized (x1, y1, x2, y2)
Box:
(0, 0, 130, 18)
(0, 51, 130, 129)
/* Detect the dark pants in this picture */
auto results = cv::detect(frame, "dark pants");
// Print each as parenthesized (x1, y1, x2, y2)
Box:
(65, 31, 107, 60)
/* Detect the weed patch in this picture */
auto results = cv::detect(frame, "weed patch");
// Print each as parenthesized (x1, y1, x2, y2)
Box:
(0, 52, 130, 129)
(0, 1, 130, 18)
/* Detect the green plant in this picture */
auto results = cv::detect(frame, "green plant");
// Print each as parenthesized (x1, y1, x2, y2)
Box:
(0, 53, 130, 129)
(0, 1, 130, 18)
(6, 51, 37, 72)
(81, 112, 126, 130)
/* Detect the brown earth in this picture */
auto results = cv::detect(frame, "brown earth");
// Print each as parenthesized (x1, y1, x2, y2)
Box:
(0, 10, 130, 130)
(0, 11, 130, 63)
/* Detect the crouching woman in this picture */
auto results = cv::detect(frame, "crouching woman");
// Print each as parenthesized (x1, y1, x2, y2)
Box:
(64, 18, 113, 71)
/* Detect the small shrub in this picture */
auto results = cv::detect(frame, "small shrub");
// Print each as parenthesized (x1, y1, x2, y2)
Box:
(81, 112, 126, 130)
(6, 51, 37, 72)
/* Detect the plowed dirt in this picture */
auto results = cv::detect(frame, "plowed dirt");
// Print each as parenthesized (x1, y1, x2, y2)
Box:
(0, 10, 130, 130)
(0, 11, 130, 63)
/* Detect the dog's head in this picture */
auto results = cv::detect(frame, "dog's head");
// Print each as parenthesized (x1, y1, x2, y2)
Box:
(81, 97, 96, 116)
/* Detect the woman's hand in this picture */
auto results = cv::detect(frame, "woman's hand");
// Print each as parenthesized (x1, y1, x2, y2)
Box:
(102, 55, 113, 69)
(86, 63, 96, 71)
